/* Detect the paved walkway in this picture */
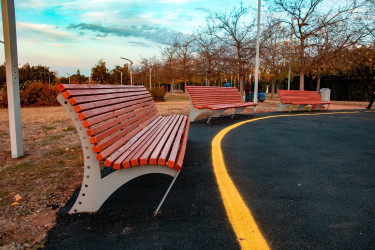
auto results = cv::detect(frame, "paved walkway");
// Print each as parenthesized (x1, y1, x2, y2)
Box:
(44, 110, 375, 249)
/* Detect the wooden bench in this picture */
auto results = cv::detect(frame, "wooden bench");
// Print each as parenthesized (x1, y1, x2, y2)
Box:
(57, 84, 190, 214)
(185, 86, 257, 123)
(278, 90, 331, 113)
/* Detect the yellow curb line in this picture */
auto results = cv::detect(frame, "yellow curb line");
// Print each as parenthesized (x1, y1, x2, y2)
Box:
(211, 111, 359, 250)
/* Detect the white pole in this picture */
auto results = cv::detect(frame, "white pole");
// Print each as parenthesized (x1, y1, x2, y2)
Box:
(120, 57, 133, 85)
(1, 0, 23, 158)
(66, 73, 70, 84)
(253, 0, 261, 106)
(288, 17, 293, 90)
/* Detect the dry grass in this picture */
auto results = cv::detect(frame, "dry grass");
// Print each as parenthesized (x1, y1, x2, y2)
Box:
(0, 92, 367, 248)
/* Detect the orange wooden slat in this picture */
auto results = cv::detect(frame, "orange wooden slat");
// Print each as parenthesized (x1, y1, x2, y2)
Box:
(123, 116, 177, 168)
(97, 113, 160, 162)
(166, 116, 187, 168)
(68, 90, 149, 105)
(82, 101, 150, 128)
(138, 116, 179, 166)
(62, 87, 146, 98)
(114, 117, 169, 169)
(173, 118, 190, 171)
(93, 113, 159, 154)
(58, 83, 143, 92)
(90, 107, 156, 144)
(75, 94, 152, 113)
(157, 115, 184, 165)
(149, 115, 181, 165)
(86, 103, 153, 136)
(108, 116, 168, 169)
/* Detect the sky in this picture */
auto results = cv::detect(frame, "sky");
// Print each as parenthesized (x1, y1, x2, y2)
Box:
(0, 0, 259, 77)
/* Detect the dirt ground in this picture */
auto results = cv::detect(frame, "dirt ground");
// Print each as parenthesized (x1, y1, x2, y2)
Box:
(0, 92, 368, 249)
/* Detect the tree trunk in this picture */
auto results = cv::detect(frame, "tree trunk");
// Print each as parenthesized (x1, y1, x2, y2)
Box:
(271, 79, 275, 99)
(171, 78, 174, 95)
(316, 75, 321, 92)
(239, 76, 244, 96)
(299, 69, 305, 91)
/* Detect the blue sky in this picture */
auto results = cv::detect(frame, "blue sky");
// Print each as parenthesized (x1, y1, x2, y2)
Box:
(0, 0, 259, 77)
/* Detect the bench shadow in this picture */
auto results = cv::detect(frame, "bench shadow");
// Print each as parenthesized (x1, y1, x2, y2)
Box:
(43, 130, 239, 249)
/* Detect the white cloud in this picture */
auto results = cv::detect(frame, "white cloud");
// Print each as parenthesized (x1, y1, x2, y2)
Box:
(158, 0, 198, 3)
(18, 23, 71, 38)
(47, 43, 67, 48)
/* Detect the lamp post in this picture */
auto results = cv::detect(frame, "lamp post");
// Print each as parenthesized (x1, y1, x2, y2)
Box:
(120, 57, 133, 85)
(288, 17, 294, 90)
(253, 0, 261, 107)
(66, 73, 70, 84)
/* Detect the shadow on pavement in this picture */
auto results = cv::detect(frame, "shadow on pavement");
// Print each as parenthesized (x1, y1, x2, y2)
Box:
(44, 111, 375, 249)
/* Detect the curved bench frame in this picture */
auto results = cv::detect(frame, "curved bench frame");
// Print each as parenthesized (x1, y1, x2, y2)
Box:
(278, 102, 331, 113)
(186, 86, 256, 124)
(187, 95, 248, 123)
(58, 94, 179, 214)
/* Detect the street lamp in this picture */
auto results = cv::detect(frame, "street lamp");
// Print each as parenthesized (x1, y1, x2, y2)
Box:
(288, 17, 294, 90)
(120, 57, 133, 85)
(66, 73, 71, 84)
(253, 0, 261, 107)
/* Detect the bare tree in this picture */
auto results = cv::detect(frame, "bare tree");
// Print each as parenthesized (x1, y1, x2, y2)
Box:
(269, 0, 371, 90)
(171, 34, 196, 89)
(161, 42, 178, 93)
(261, 19, 290, 97)
(193, 25, 227, 86)
(207, 3, 257, 94)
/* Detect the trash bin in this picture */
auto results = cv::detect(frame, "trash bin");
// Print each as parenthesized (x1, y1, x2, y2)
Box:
(320, 88, 331, 102)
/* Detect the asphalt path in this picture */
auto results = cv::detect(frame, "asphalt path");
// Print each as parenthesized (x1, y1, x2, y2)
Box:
(44, 110, 375, 249)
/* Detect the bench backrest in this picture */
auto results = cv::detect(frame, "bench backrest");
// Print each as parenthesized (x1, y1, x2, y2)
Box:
(278, 90, 321, 103)
(57, 84, 159, 162)
(185, 86, 243, 107)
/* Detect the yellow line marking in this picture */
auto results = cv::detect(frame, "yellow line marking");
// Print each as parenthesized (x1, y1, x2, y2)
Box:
(211, 111, 359, 249)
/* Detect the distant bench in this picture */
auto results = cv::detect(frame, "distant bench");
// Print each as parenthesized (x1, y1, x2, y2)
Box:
(278, 90, 331, 113)
(185, 86, 257, 123)
(57, 84, 190, 214)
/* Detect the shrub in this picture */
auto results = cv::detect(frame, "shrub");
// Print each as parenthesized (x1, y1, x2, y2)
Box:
(149, 87, 166, 101)
(0, 89, 7, 108)
(20, 82, 60, 107)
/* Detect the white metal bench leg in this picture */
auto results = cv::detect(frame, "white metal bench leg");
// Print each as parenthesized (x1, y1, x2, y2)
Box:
(232, 107, 246, 118)
(297, 105, 307, 111)
(314, 104, 322, 110)
(278, 102, 292, 112)
(207, 109, 225, 124)
(189, 105, 203, 122)
(154, 171, 180, 216)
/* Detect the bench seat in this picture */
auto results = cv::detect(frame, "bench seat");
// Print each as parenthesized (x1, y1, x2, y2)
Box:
(278, 90, 331, 112)
(57, 84, 190, 214)
(186, 86, 256, 123)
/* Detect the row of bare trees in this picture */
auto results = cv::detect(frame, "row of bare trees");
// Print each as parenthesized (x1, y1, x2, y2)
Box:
(130, 0, 374, 96)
